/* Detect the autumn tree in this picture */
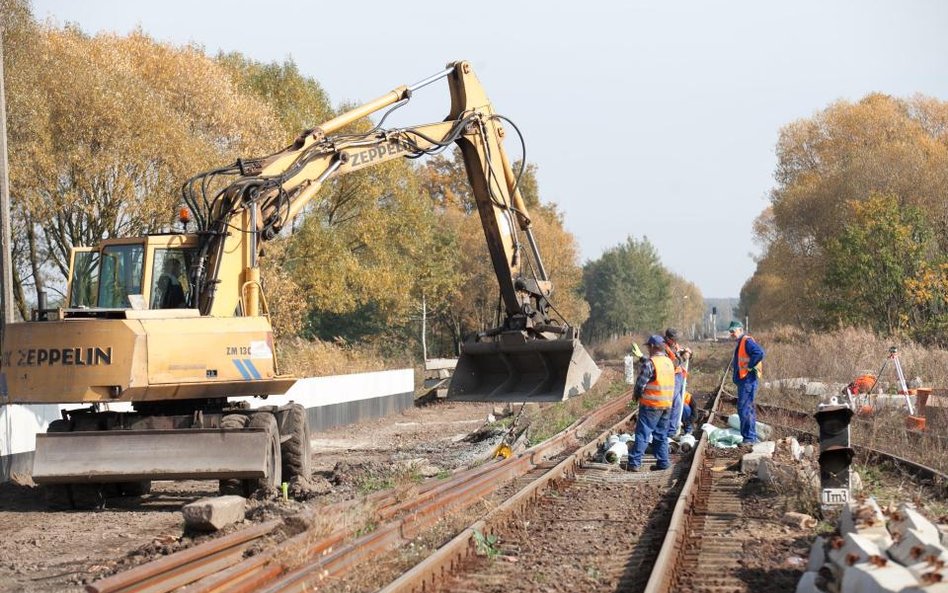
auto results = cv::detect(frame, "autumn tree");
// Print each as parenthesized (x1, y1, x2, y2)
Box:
(821, 194, 934, 334)
(2, 11, 285, 313)
(742, 93, 948, 330)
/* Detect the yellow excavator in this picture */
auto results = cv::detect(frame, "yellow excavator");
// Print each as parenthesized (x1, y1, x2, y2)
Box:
(0, 61, 600, 504)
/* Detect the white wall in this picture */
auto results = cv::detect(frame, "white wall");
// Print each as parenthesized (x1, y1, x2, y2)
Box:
(0, 368, 414, 479)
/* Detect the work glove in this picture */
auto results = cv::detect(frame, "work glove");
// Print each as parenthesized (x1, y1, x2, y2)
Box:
(630, 343, 644, 360)
(681, 348, 692, 361)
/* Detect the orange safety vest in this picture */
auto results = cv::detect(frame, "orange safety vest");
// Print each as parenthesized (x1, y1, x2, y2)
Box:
(641, 355, 675, 408)
(683, 391, 692, 406)
(736, 334, 761, 380)
(663, 343, 684, 375)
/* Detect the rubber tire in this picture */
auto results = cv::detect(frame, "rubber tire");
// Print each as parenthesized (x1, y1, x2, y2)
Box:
(277, 404, 311, 481)
(237, 412, 282, 497)
(218, 413, 251, 495)
(117, 481, 152, 497)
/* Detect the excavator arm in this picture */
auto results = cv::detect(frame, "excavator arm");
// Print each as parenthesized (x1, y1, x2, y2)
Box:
(183, 60, 599, 401)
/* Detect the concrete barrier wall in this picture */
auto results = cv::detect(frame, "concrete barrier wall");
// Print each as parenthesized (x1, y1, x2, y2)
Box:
(0, 368, 415, 482)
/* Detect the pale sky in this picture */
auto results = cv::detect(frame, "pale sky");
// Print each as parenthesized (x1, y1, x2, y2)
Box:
(27, 0, 948, 298)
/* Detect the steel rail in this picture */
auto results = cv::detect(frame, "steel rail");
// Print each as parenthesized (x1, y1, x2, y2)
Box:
(85, 520, 282, 593)
(644, 361, 946, 593)
(89, 390, 635, 593)
(378, 400, 637, 593)
(641, 362, 730, 593)
(250, 393, 635, 593)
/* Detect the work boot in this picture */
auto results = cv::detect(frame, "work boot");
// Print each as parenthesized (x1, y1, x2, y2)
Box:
(628, 465, 643, 473)
(650, 463, 670, 471)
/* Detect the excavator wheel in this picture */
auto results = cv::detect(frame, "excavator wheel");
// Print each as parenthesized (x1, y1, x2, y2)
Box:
(276, 403, 311, 481)
(218, 413, 251, 496)
(242, 412, 282, 497)
(117, 480, 152, 497)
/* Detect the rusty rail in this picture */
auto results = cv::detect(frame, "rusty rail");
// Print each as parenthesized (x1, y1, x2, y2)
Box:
(87, 520, 282, 593)
(378, 399, 634, 592)
(88, 390, 635, 593)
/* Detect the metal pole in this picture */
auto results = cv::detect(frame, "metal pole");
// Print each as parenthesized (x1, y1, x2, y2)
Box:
(0, 26, 15, 333)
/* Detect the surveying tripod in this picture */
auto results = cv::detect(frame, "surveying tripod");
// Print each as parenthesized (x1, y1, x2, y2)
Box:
(862, 346, 915, 415)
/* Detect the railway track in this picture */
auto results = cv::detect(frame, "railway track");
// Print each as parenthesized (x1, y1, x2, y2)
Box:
(89, 359, 948, 593)
(88, 390, 638, 593)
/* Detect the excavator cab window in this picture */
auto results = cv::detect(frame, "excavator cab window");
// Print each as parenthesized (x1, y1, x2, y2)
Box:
(97, 244, 145, 309)
(67, 249, 100, 308)
(150, 248, 196, 309)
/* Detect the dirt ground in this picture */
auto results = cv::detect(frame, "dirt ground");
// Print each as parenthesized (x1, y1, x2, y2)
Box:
(0, 400, 497, 593)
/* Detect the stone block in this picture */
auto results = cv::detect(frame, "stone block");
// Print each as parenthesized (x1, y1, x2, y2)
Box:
(899, 581, 948, 593)
(182, 495, 246, 531)
(829, 532, 882, 570)
(842, 498, 892, 550)
(795, 571, 821, 593)
(752, 440, 776, 455)
(840, 560, 920, 593)
(807, 536, 827, 572)
(741, 451, 771, 474)
(904, 557, 948, 584)
(888, 528, 948, 568)
(788, 437, 803, 461)
(851, 470, 863, 494)
(890, 504, 942, 542)
(803, 444, 815, 460)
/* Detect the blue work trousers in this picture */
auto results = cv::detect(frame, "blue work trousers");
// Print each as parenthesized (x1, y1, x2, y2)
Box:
(736, 379, 759, 443)
(669, 373, 684, 434)
(629, 406, 671, 469)
(681, 400, 694, 434)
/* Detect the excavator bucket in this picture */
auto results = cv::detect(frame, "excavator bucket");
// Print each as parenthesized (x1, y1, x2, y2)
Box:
(448, 334, 601, 402)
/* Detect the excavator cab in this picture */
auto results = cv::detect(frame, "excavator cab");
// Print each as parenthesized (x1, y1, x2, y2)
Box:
(62, 235, 199, 315)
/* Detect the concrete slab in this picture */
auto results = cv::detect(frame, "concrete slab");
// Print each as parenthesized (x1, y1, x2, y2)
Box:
(899, 582, 948, 593)
(842, 498, 892, 550)
(752, 440, 776, 455)
(888, 528, 948, 568)
(890, 504, 942, 542)
(829, 532, 882, 570)
(807, 537, 826, 572)
(905, 557, 948, 583)
(840, 561, 918, 593)
(182, 495, 247, 531)
(795, 571, 820, 593)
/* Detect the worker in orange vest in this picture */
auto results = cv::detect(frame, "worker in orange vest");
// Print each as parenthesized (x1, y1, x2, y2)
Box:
(664, 327, 692, 436)
(628, 335, 675, 472)
(728, 320, 765, 445)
